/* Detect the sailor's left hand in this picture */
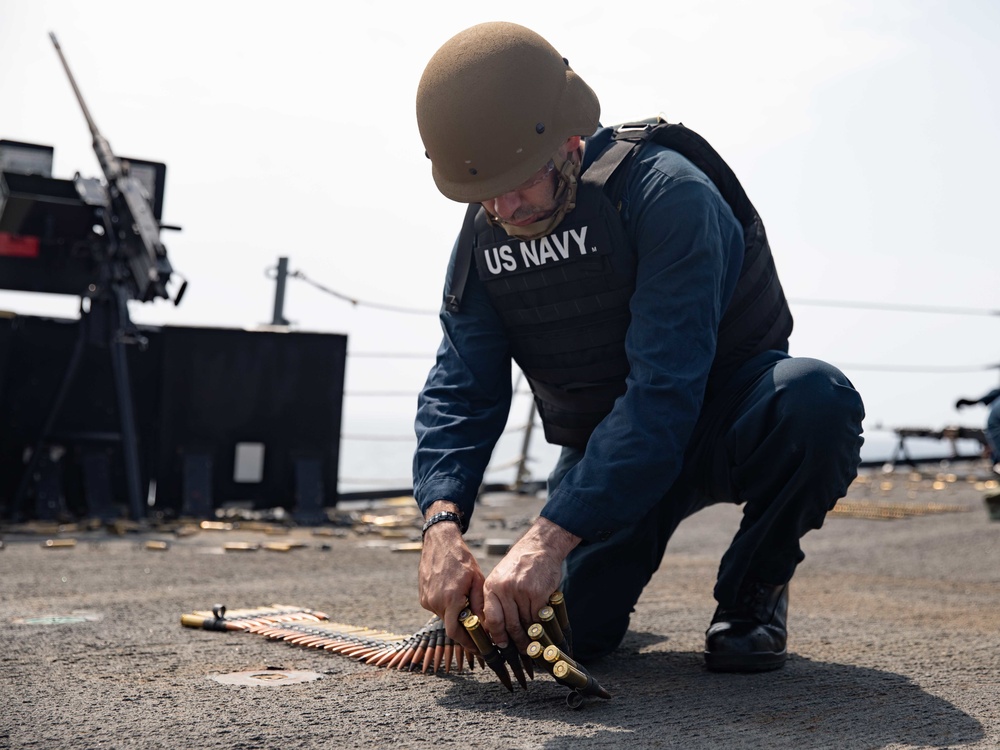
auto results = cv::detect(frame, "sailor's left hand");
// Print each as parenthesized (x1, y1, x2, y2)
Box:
(481, 517, 581, 652)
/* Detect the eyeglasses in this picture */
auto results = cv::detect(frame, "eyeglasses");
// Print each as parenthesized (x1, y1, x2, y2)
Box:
(509, 159, 556, 194)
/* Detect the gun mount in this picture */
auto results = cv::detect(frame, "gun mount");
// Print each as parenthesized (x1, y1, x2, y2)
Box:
(0, 33, 187, 522)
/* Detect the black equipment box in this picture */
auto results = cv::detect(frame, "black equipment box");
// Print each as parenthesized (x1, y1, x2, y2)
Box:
(0, 171, 104, 297)
(0, 314, 347, 520)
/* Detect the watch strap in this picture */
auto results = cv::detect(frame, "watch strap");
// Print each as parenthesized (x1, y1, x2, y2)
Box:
(421, 511, 463, 538)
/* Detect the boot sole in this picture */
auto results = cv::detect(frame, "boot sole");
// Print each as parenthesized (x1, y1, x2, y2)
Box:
(704, 649, 787, 673)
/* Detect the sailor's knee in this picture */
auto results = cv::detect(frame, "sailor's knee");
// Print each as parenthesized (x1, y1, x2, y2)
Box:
(776, 358, 864, 430)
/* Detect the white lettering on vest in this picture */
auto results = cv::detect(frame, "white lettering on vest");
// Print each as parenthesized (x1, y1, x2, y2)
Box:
(569, 226, 589, 255)
(483, 226, 596, 278)
(519, 241, 539, 267)
(518, 226, 592, 269)
(550, 232, 570, 259)
(537, 236, 559, 264)
(484, 244, 518, 275)
(484, 246, 502, 275)
(499, 245, 516, 272)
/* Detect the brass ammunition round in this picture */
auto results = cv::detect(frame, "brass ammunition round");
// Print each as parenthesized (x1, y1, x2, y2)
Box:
(548, 591, 571, 630)
(462, 615, 494, 655)
(385, 643, 411, 670)
(552, 660, 587, 689)
(543, 645, 579, 669)
(458, 607, 472, 623)
(443, 642, 455, 674)
(180, 614, 209, 629)
(553, 661, 611, 699)
(527, 623, 553, 648)
(526, 641, 544, 659)
(421, 642, 436, 673)
(538, 606, 565, 645)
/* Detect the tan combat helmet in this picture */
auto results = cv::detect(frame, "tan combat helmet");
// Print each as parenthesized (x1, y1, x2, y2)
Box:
(416, 21, 600, 204)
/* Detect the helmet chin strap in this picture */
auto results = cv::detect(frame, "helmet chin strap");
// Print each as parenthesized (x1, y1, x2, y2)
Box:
(491, 152, 582, 240)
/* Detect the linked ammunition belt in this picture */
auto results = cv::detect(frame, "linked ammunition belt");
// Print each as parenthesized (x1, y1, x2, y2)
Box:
(458, 591, 611, 708)
(182, 604, 471, 672)
(181, 593, 611, 709)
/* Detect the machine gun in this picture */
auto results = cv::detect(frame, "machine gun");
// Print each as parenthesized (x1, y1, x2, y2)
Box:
(49, 32, 182, 304)
(2, 34, 186, 522)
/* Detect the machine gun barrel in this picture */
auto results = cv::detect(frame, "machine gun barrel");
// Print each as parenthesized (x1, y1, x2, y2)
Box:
(49, 32, 172, 302)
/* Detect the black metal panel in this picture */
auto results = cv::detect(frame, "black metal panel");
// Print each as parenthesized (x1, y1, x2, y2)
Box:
(154, 326, 347, 515)
(0, 172, 104, 296)
(0, 314, 162, 519)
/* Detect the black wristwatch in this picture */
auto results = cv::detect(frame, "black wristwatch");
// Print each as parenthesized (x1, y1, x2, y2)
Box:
(421, 511, 463, 538)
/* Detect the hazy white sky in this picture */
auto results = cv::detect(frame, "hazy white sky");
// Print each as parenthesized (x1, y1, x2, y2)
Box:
(2, 0, 998, 472)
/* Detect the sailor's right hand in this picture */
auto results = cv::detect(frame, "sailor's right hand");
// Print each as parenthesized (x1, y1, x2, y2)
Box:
(418, 501, 484, 654)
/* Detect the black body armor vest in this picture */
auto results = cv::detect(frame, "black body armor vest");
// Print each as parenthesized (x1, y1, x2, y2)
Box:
(447, 121, 793, 449)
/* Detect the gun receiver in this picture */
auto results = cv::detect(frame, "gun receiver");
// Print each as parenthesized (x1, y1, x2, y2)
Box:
(49, 32, 174, 303)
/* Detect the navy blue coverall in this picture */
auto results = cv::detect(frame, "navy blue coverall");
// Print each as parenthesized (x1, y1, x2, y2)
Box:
(413, 126, 865, 660)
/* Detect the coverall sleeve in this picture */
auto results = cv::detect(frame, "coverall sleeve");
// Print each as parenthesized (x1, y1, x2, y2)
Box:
(540, 147, 745, 541)
(412, 237, 514, 526)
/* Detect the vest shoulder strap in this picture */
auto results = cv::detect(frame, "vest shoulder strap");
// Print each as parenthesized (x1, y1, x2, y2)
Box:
(444, 203, 485, 313)
(609, 120, 759, 228)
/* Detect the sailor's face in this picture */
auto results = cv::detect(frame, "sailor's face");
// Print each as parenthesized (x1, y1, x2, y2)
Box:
(481, 159, 560, 226)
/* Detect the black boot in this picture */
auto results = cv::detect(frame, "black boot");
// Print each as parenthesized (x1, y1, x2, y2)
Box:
(704, 581, 788, 672)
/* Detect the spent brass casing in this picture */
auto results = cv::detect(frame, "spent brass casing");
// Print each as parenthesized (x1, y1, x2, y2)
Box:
(552, 660, 611, 700)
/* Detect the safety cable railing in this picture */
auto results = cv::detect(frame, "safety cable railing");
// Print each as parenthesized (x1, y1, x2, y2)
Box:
(787, 298, 999, 317)
(268, 259, 999, 497)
